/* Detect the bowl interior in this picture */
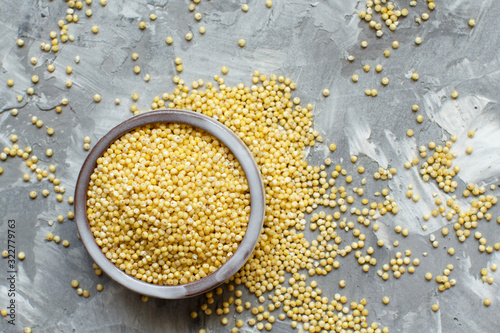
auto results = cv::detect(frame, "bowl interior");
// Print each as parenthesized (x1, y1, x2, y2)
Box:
(75, 109, 265, 299)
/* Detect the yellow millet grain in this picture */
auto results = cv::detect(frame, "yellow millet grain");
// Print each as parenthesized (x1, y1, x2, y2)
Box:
(145, 72, 385, 330)
(87, 123, 250, 286)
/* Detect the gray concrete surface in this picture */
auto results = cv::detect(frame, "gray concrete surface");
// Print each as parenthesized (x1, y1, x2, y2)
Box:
(0, 0, 499, 332)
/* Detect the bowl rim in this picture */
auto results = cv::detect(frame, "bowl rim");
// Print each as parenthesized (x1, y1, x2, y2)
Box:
(74, 109, 265, 299)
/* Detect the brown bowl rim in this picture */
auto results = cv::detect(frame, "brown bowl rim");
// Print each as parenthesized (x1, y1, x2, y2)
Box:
(74, 109, 265, 299)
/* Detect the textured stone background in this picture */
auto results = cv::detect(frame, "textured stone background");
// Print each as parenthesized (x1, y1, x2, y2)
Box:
(0, 0, 499, 332)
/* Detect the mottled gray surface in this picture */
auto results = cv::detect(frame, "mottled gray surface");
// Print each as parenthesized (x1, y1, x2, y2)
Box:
(1, 1, 500, 333)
